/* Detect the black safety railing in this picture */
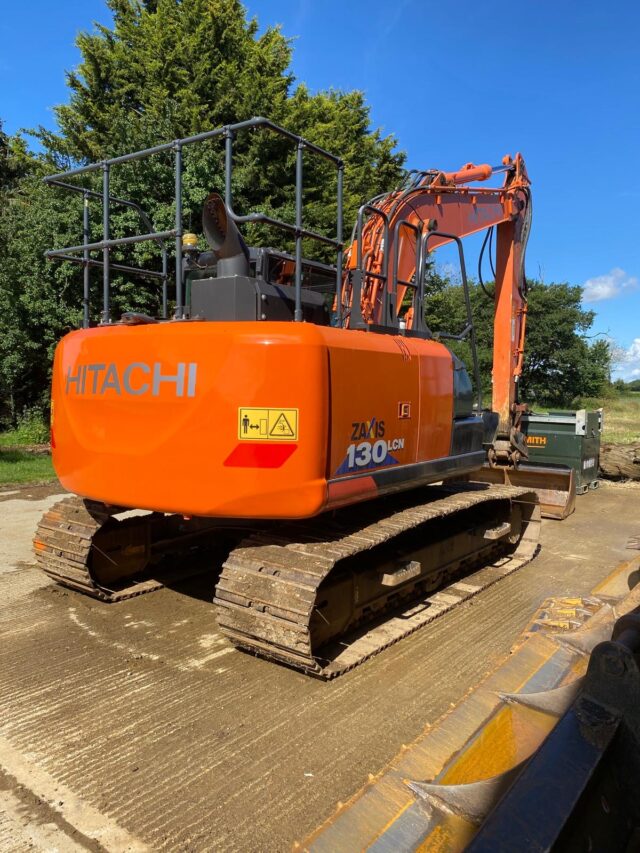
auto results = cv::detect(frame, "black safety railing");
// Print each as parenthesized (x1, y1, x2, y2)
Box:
(44, 117, 344, 326)
(46, 180, 169, 327)
(391, 218, 427, 334)
(350, 208, 428, 335)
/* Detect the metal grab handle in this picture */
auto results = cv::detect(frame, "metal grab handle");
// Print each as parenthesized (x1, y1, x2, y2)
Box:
(391, 218, 423, 332)
(349, 204, 390, 329)
(425, 231, 482, 409)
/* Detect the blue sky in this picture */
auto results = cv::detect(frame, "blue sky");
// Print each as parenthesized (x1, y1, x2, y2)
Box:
(1, 0, 639, 377)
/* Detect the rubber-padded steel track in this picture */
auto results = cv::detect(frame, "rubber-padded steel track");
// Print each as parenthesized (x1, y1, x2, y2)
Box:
(36, 497, 121, 599)
(36, 486, 540, 677)
(34, 496, 205, 601)
(213, 484, 540, 678)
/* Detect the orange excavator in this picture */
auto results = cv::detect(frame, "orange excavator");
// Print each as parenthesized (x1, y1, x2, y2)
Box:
(34, 117, 570, 676)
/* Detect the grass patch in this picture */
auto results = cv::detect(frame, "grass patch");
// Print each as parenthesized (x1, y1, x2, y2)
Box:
(577, 393, 640, 445)
(0, 449, 55, 485)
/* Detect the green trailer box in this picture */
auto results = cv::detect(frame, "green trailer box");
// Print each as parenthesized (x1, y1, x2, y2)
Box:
(521, 409, 602, 494)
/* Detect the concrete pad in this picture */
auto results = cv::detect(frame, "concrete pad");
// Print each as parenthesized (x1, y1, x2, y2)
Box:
(0, 481, 638, 850)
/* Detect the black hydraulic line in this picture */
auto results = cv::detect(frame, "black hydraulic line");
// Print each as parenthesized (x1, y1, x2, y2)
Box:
(488, 225, 496, 278)
(519, 185, 532, 297)
(478, 227, 495, 300)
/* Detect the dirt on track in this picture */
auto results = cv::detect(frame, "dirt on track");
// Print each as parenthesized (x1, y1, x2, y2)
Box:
(0, 481, 638, 852)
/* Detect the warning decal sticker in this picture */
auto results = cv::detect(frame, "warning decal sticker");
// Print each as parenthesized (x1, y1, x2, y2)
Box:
(238, 407, 299, 441)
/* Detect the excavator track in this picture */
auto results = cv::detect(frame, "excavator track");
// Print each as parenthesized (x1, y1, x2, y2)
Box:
(34, 496, 221, 601)
(34, 497, 127, 600)
(35, 485, 540, 678)
(214, 483, 541, 678)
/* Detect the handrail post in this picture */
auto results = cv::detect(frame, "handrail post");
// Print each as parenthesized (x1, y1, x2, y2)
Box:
(101, 164, 110, 324)
(351, 204, 390, 330)
(391, 219, 422, 331)
(414, 231, 430, 333)
(161, 248, 168, 320)
(294, 140, 304, 322)
(412, 225, 423, 331)
(224, 128, 233, 209)
(336, 164, 344, 326)
(174, 142, 183, 318)
(380, 216, 391, 326)
(349, 206, 367, 329)
(82, 192, 90, 328)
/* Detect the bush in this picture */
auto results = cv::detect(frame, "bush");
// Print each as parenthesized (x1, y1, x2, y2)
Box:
(0, 408, 49, 445)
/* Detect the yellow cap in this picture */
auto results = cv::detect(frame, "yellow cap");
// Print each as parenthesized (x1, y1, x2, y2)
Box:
(182, 232, 198, 247)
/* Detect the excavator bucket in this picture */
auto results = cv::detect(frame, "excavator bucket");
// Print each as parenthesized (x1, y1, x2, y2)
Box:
(298, 556, 640, 852)
(463, 462, 576, 520)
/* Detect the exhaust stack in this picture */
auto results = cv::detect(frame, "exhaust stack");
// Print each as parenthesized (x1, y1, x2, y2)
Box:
(202, 192, 251, 277)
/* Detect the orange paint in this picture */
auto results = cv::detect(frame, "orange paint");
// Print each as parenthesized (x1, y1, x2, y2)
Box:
(50, 150, 532, 520)
(51, 321, 455, 519)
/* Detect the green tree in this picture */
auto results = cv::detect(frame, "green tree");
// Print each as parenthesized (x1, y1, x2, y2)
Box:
(424, 278, 611, 407)
(37, 0, 404, 255)
(0, 121, 31, 193)
(0, 157, 85, 423)
(521, 282, 609, 404)
(0, 0, 405, 425)
(576, 338, 612, 399)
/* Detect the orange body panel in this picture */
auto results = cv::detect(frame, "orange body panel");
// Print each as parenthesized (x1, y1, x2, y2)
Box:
(51, 322, 459, 519)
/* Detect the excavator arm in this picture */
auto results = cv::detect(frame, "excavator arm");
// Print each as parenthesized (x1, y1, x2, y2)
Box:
(342, 155, 575, 516)
(343, 153, 530, 439)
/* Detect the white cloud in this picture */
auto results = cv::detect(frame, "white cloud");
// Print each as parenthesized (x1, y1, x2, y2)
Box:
(613, 337, 640, 381)
(582, 267, 638, 302)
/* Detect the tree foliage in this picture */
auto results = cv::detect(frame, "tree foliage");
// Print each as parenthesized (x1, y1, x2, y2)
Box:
(0, 0, 404, 424)
(425, 278, 612, 407)
(0, 120, 31, 193)
(0, 0, 614, 425)
(38, 0, 403, 254)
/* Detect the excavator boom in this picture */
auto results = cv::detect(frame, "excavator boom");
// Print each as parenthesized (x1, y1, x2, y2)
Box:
(341, 151, 573, 516)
